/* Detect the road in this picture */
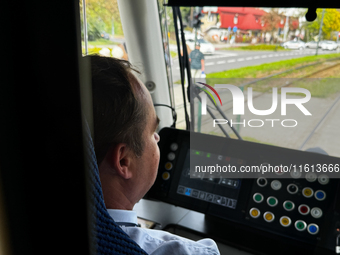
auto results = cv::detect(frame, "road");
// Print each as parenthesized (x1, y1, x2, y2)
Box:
(170, 48, 339, 82)
(171, 48, 340, 158)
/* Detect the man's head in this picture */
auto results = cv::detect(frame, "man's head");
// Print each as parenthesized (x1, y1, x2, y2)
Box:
(90, 55, 146, 163)
(90, 55, 160, 209)
(195, 43, 200, 50)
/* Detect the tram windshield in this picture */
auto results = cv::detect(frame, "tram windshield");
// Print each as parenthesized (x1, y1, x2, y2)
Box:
(80, 2, 340, 158)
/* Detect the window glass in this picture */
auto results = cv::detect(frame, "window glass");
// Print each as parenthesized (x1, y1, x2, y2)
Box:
(171, 7, 340, 158)
(79, 0, 127, 58)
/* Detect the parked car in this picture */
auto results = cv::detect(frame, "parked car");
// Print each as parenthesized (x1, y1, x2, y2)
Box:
(321, 40, 338, 50)
(100, 31, 110, 40)
(305, 41, 320, 49)
(318, 40, 328, 48)
(178, 31, 201, 40)
(281, 40, 306, 50)
(186, 38, 215, 54)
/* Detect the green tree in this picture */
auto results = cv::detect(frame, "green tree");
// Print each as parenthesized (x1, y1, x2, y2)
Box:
(261, 9, 284, 43)
(80, 0, 123, 40)
(307, 9, 340, 39)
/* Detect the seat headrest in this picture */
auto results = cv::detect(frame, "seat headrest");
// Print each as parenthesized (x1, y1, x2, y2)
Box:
(83, 120, 148, 254)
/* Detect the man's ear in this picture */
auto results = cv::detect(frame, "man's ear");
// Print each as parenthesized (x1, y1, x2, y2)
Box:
(109, 143, 133, 179)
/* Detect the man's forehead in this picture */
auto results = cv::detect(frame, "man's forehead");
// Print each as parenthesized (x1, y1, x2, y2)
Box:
(129, 73, 150, 100)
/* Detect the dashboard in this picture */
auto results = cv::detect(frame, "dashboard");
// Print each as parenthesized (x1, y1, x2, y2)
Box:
(147, 127, 340, 254)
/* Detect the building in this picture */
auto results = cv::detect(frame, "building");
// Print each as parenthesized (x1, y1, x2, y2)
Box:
(202, 7, 299, 43)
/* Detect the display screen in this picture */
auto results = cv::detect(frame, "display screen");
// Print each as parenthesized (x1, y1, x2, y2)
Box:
(176, 149, 243, 209)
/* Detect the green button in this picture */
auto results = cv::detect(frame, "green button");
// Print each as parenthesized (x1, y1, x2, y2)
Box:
(297, 222, 305, 229)
(268, 197, 277, 206)
(285, 202, 293, 209)
(295, 220, 306, 231)
(255, 194, 262, 202)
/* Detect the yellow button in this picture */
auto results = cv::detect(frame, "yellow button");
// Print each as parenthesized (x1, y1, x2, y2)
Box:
(282, 218, 289, 225)
(265, 213, 273, 221)
(303, 188, 313, 198)
(165, 162, 173, 170)
(162, 172, 170, 180)
(263, 212, 275, 222)
(280, 216, 291, 227)
(250, 208, 260, 218)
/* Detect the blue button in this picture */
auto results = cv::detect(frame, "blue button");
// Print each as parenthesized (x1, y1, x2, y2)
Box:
(307, 223, 319, 235)
(185, 188, 192, 196)
(316, 192, 324, 199)
(309, 225, 317, 233)
(315, 190, 326, 201)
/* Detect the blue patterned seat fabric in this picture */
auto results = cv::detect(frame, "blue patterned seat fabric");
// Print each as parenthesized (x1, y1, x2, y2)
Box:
(83, 121, 148, 255)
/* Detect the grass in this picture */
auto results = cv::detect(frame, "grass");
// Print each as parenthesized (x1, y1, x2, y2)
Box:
(170, 51, 177, 58)
(206, 53, 340, 80)
(221, 44, 287, 51)
(82, 39, 122, 55)
(169, 39, 177, 45)
(205, 53, 340, 98)
(87, 38, 119, 46)
(173, 53, 340, 98)
(284, 78, 340, 98)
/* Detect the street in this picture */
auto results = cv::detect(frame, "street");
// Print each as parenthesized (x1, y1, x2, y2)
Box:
(170, 47, 340, 158)
(171, 48, 339, 82)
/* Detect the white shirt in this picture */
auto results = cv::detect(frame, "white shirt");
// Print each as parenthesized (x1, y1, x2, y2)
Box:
(107, 209, 220, 255)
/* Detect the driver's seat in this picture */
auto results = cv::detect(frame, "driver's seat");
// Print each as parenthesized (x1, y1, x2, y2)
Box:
(83, 121, 148, 255)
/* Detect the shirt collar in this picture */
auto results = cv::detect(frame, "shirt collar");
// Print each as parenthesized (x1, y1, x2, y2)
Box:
(107, 209, 138, 225)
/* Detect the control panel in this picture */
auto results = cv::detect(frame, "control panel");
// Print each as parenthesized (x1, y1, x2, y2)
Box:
(248, 176, 333, 242)
(146, 128, 340, 255)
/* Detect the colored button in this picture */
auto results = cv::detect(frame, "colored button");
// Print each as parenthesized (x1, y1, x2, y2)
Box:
(311, 207, 323, 218)
(307, 224, 319, 235)
(184, 188, 191, 196)
(267, 196, 278, 207)
(298, 204, 310, 215)
(263, 212, 275, 222)
(170, 143, 178, 151)
(165, 162, 173, 170)
(253, 193, 264, 203)
(287, 184, 298, 194)
(271, 180, 282, 190)
(295, 220, 307, 231)
(318, 175, 329, 185)
(302, 187, 314, 198)
(167, 152, 175, 161)
(305, 172, 317, 182)
(280, 216, 291, 227)
(257, 177, 267, 187)
(162, 172, 170, 180)
(315, 190, 326, 201)
(249, 208, 260, 218)
(290, 170, 302, 179)
(283, 200, 295, 211)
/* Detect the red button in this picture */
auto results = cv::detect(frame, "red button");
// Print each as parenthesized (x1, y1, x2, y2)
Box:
(298, 204, 310, 215)
(300, 206, 308, 213)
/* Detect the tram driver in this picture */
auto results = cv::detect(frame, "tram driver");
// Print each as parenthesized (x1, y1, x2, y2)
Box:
(90, 55, 220, 255)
